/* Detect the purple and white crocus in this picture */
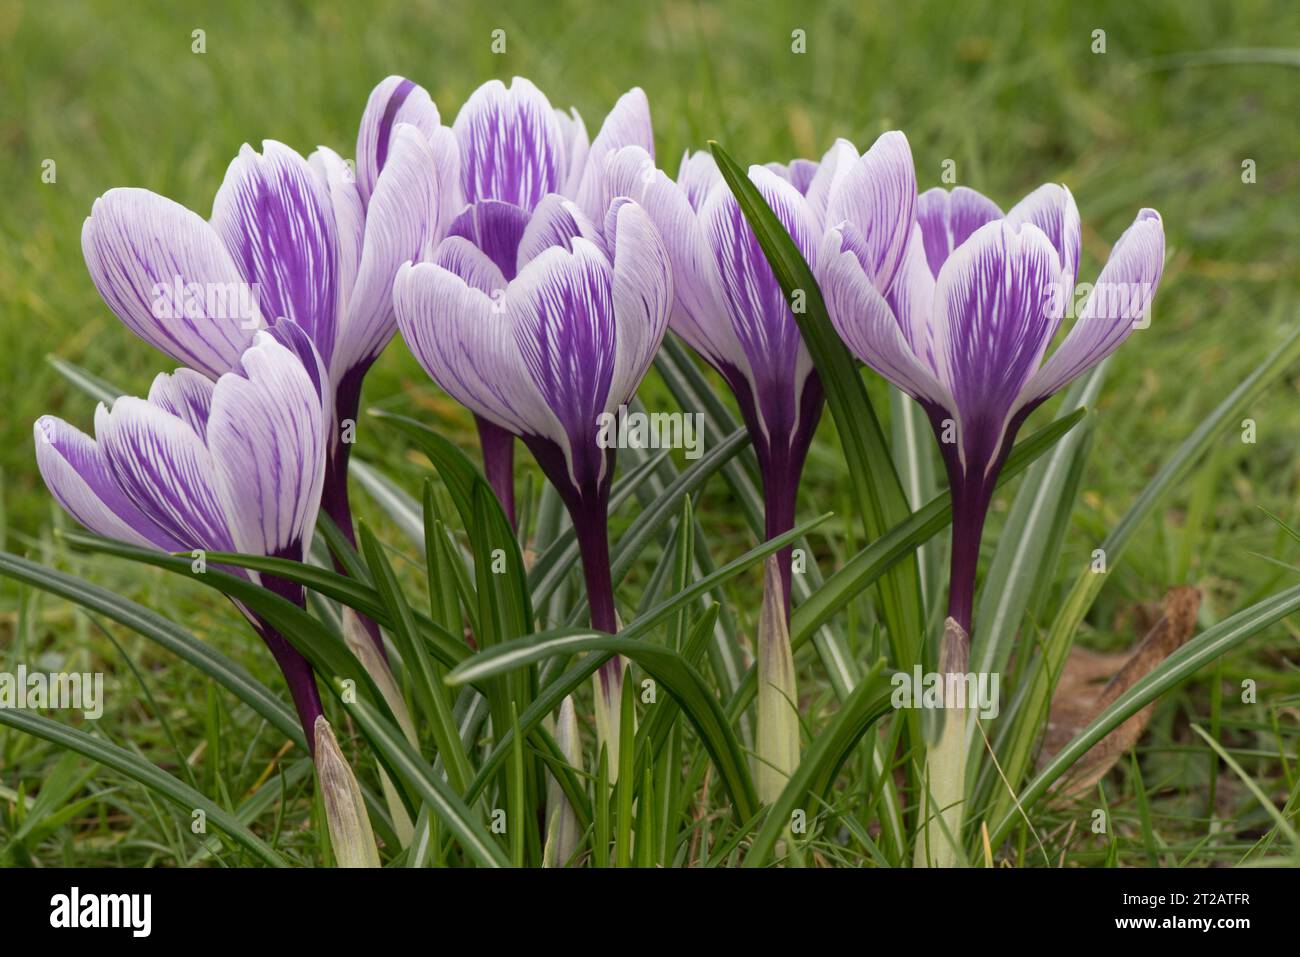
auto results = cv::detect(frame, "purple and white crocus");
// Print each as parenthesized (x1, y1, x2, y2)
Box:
(393, 196, 672, 766)
(80, 98, 456, 659)
(364, 74, 653, 526)
(586, 133, 916, 798)
(822, 180, 1164, 863)
(34, 325, 330, 744)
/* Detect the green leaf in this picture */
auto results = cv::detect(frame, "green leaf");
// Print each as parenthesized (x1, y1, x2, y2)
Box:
(0, 709, 289, 867)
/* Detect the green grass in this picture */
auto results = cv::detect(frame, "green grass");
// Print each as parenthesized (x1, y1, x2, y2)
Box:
(2, 0, 1300, 866)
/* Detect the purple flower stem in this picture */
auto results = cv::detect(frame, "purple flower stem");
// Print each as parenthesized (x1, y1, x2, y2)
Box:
(475, 416, 518, 530)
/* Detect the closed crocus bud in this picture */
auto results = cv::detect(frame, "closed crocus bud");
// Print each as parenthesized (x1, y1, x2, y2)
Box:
(542, 696, 583, 867)
(756, 555, 799, 804)
(914, 617, 971, 869)
(314, 715, 381, 868)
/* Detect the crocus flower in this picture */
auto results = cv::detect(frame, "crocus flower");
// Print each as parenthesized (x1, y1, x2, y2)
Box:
(822, 180, 1165, 863)
(34, 325, 330, 743)
(364, 74, 653, 525)
(80, 104, 455, 658)
(393, 198, 672, 766)
(586, 133, 916, 798)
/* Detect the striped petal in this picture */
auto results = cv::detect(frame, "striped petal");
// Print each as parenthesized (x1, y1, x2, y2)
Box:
(355, 75, 441, 206)
(607, 200, 673, 415)
(1021, 209, 1165, 407)
(95, 397, 234, 553)
(508, 239, 617, 488)
(207, 331, 327, 559)
(82, 188, 261, 378)
(803, 138, 860, 225)
(701, 165, 819, 440)
(433, 235, 508, 297)
(309, 146, 364, 324)
(517, 194, 602, 269)
(335, 123, 441, 382)
(1006, 183, 1080, 288)
(393, 261, 551, 439)
(448, 199, 531, 280)
(211, 141, 339, 366)
(453, 77, 565, 213)
(677, 150, 722, 211)
(932, 219, 1064, 475)
(916, 186, 1003, 278)
(555, 107, 591, 196)
(885, 224, 939, 369)
(147, 368, 215, 443)
(575, 87, 654, 223)
(33, 416, 181, 552)
(821, 230, 949, 411)
(824, 130, 917, 294)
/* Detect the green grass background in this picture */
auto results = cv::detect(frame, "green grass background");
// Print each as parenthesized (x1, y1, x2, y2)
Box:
(2, 0, 1299, 865)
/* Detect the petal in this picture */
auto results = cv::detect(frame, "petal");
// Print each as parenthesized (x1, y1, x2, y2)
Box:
(82, 188, 261, 378)
(555, 107, 591, 196)
(393, 261, 552, 439)
(932, 219, 1065, 474)
(309, 146, 364, 320)
(453, 77, 565, 212)
(355, 75, 441, 206)
(1022, 209, 1165, 405)
(210, 140, 339, 367)
(508, 239, 617, 487)
(766, 158, 818, 196)
(574, 87, 654, 223)
(824, 130, 917, 294)
(604, 147, 746, 376)
(447, 199, 531, 280)
(803, 138, 860, 225)
(432, 235, 508, 296)
(147, 368, 215, 443)
(884, 224, 939, 369)
(335, 123, 441, 382)
(517, 194, 602, 269)
(207, 331, 327, 558)
(33, 416, 181, 551)
(607, 200, 673, 414)
(1005, 183, 1080, 287)
(677, 150, 722, 211)
(701, 165, 820, 436)
(95, 397, 234, 552)
(821, 231, 949, 410)
(915, 186, 1003, 278)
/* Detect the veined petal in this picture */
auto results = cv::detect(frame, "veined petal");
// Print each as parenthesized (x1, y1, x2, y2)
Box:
(147, 368, 215, 443)
(605, 147, 747, 378)
(263, 318, 332, 422)
(433, 235, 508, 296)
(1021, 209, 1165, 406)
(885, 224, 939, 368)
(447, 199, 531, 280)
(821, 231, 949, 410)
(933, 219, 1064, 475)
(517, 194, 602, 269)
(207, 332, 327, 559)
(607, 200, 672, 414)
(393, 261, 552, 439)
(335, 123, 441, 383)
(701, 165, 819, 440)
(355, 75, 441, 205)
(803, 138, 860, 225)
(1006, 183, 1081, 288)
(82, 188, 260, 378)
(33, 416, 181, 552)
(453, 77, 565, 212)
(825, 130, 917, 294)
(211, 140, 339, 367)
(555, 107, 590, 196)
(916, 186, 1003, 278)
(508, 239, 617, 487)
(574, 87, 654, 223)
(95, 397, 234, 552)
(309, 146, 364, 323)
(677, 150, 722, 211)
(767, 158, 818, 196)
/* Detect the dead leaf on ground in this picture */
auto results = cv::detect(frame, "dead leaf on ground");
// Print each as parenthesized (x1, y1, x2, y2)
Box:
(1039, 586, 1201, 799)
